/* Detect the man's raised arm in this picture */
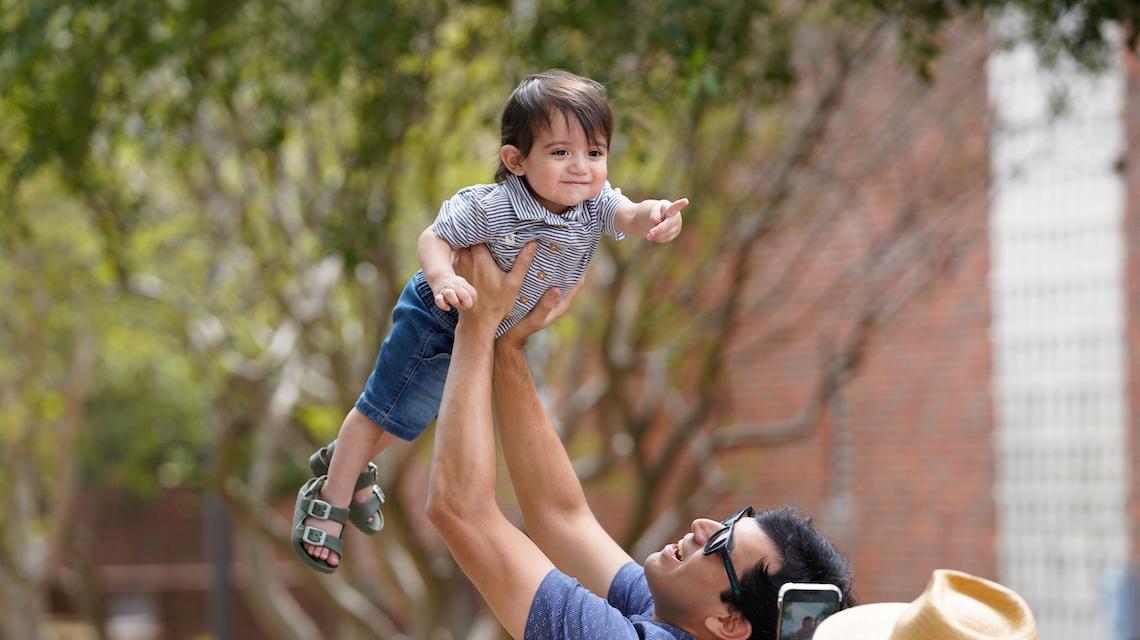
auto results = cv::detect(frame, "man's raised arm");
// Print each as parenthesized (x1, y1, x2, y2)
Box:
(490, 288, 635, 597)
(424, 243, 554, 639)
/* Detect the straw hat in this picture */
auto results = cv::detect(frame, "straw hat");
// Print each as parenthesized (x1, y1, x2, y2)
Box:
(814, 569, 1036, 640)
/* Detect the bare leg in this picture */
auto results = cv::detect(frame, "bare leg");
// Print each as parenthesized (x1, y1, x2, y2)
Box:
(303, 407, 401, 566)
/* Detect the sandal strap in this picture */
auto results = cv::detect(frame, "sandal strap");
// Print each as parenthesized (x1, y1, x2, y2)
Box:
(297, 476, 350, 524)
(299, 495, 349, 524)
(309, 442, 379, 491)
(296, 524, 344, 554)
(353, 462, 378, 491)
(349, 485, 385, 532)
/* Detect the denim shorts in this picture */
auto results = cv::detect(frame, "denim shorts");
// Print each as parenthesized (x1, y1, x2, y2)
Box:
(355, 272, 458, 441)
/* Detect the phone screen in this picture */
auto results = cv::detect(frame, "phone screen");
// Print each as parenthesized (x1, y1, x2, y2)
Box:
(777, 588, 841, 640)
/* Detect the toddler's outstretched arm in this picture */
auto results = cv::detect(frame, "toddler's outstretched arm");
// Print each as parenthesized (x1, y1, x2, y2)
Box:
(418, 225, 477, 311)
(615, 197, 688, 242)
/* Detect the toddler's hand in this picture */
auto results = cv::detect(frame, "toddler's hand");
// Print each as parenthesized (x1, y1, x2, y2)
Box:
(647, 198, 688, 243)
(431, 273, 477, 311)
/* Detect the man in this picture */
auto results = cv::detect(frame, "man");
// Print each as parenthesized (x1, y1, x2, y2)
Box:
(425, 243, 854, 640)
(793, 616, 816, 640)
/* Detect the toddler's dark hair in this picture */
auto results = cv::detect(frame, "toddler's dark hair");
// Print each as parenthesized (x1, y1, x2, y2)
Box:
(495, 69, 613, 183)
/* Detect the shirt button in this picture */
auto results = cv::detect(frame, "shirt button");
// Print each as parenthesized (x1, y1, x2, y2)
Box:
(550, 242, 559, 252)
(518, 295, 530, 305)
(537, 270, 546, 280)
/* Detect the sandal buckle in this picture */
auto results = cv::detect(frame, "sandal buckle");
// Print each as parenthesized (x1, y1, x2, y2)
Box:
(303, 526, 327, 545)
(307, 499, 332, 519)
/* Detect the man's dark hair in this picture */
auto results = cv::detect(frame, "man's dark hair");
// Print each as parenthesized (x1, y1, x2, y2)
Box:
(495, 69, 613, 183)
(720, 506, 856, 640)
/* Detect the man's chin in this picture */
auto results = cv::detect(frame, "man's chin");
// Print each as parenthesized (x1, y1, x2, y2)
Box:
(643, 552, 671, 583)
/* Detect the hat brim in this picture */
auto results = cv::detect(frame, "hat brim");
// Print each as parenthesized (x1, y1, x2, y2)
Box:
(812, 603, 909, 640)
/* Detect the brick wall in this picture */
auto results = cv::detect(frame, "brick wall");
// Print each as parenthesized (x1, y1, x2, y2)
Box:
(716, 22, 996, 603)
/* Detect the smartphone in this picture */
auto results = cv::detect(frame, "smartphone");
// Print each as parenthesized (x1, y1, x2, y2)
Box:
(775, 582, 843, 640)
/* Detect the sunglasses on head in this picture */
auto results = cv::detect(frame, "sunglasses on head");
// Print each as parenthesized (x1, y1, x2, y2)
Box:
(701, 506, 755, 600)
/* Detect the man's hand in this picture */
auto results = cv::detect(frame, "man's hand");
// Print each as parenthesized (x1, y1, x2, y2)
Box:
(429, 273, 477, 311)
(498, 282, 583, 350)
(453, 242, 538, 329)
(646, 198, 688, 243)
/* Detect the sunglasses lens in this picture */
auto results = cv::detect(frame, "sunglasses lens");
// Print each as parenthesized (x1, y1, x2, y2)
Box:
(702, 507, 754, 555)
(704, 526, 729, 553)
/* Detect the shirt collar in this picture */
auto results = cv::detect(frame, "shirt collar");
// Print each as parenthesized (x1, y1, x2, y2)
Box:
(503, 174, 584, 225)
(631, 614, 695, 640)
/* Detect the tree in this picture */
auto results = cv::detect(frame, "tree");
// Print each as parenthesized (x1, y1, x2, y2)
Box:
(0, 0, 1134, 638)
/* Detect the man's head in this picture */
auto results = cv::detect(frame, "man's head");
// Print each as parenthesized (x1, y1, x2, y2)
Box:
(644, 506, 854, 640)
(801, 617, 815, 630)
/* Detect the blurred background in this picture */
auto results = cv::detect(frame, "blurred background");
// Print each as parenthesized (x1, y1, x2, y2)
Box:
(2, 1, 1139, 639)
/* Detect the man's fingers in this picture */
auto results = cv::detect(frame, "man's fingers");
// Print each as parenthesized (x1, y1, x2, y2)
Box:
(537, 288, 563, 314)
(562, 281, 584, 308)
(519, 288, 563, 330)
(509, 242, 539, 283)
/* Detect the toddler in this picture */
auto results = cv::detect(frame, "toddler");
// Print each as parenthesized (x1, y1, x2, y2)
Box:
(292, 69, 688, 572)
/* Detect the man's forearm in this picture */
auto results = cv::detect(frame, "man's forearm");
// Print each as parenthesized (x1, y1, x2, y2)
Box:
(427, 319, 499, 520)
(493, 346, 590, 526)
(493, 343, 635, 594)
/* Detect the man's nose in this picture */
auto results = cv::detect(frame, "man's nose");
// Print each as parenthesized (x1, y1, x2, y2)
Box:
(691, 518, 721, 545)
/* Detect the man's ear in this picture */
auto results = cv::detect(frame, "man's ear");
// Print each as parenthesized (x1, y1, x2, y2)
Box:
(500, 145, 526, 176)
(704, 609, 751, 640)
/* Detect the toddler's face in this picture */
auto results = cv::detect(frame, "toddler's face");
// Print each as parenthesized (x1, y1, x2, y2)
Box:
(513, 111, 608, 214)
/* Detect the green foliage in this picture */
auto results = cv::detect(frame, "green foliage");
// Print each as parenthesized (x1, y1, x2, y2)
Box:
(0, 0, 1131, 543)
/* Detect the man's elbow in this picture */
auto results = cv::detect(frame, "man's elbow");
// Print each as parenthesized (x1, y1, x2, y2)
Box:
(425, 482, 480, 528)
(425, 499, 451, 531)
(425, 481, 457, 528)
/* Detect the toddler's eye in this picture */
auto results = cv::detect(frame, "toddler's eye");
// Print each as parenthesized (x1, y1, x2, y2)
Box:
(552, 149, 569, 156)
(588, 149, 605, 158)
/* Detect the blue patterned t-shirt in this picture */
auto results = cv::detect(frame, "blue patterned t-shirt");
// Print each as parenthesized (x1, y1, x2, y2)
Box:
(524, 562, 695, 640)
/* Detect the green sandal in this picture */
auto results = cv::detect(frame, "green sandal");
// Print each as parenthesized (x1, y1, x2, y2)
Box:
(309, 442, 378, 491)
(308, 442, 385, 535)
(291, 476, 350, 574)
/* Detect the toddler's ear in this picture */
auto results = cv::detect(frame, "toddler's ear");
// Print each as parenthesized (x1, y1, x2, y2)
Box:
(500, 145, 526, 176)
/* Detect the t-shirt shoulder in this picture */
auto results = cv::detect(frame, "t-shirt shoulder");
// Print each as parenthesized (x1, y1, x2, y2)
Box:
(524, 567, 681, 640)
(589, 181, 631, 240)
(607, 562, 655, 617)
(432, 183, 498, 248)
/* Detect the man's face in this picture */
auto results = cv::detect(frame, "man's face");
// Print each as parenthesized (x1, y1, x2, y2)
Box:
(644, 513, 782, 627)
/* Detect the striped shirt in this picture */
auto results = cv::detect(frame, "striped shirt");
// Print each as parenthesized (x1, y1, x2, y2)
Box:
(432, 173, 631, 336)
